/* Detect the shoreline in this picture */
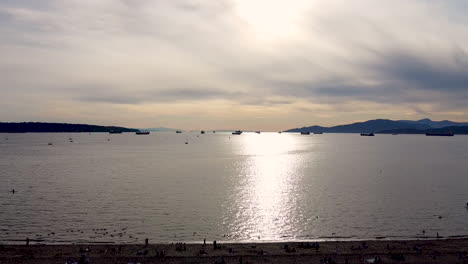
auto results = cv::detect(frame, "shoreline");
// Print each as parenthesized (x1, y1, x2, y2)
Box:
(3, 233, 468, 245)
(1, 238, 468, 264)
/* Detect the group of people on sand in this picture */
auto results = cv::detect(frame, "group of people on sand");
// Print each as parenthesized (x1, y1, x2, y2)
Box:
(351, 241, 369, 251)
(175, 242, 187, 251)
(299, 242, 320, 250)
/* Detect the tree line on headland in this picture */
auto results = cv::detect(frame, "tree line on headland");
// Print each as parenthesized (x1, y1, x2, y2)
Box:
(0, 122, 139, 133)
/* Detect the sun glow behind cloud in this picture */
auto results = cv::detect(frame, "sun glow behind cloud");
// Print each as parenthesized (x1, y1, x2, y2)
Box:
(233, 0, 309, 41)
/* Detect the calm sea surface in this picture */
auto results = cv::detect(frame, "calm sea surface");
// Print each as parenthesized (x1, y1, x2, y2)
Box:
(1, 132, 468, 244)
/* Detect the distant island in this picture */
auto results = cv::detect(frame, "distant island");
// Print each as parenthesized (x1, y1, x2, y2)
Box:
(0, 122, 139, 133)
(138, 127, 182, 132)
(285, 118, 468, 135)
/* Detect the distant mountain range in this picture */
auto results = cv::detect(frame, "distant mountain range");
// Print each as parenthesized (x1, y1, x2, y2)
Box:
(139, 127, 181, 132)
(285, 119, 468, 134)
(0, 122, 139, 133)
(398, 118, 468, 128)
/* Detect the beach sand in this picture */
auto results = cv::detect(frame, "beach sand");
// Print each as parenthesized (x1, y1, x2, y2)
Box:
(1, 238, 468, 263)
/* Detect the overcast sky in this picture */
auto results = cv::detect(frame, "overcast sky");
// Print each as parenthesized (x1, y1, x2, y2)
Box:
(1, 0, 468, 130)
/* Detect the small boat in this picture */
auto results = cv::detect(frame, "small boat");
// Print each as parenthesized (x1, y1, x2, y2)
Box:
(392, 133, 398, 135)
(176, 130, 182, 133)
(213, 131, 216, 133)
(201, 130, 205, 134)
(300, 131, 310, 135)
(255, 131, 261, 134)
(109, 131, 122, 134)
(278, 132, 282, 134)
(48, 142, 53, 145)
(426, 132, 454, 136)
(313, 132, 323, 134)
(232, 130, 243, 135)
(136, 131, 150, 135)
(360, 133, 375, 136)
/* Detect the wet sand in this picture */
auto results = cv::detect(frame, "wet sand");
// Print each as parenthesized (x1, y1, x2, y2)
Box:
(1, 238, 468, 263)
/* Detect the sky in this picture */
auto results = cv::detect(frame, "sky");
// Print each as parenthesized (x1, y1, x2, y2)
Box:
(1, 0, 468, 131)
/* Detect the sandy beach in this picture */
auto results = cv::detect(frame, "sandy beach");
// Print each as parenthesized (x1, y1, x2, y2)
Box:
(1, 238, 468, 264)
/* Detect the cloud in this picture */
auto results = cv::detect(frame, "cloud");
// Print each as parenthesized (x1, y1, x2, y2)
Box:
(78, 88, 245, 104)
(1, 0, 468, 129)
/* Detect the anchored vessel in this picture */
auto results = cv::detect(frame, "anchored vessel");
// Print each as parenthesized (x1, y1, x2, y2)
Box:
(136, 131, 150, 135)
(360, 133, 375, 136)
(301, 131, 310, 135)
(232, 130, 243, 135)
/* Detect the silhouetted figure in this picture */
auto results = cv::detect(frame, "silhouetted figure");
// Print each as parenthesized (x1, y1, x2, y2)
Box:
(203, 238, 206, 246)
(78, 255, 88, 264)
(11, 189, 15, 194)
(26, 237, 29, 246)
(199, 248, 207, 255)
(145, 238, 148, 247)
(437, 232, 440, 238)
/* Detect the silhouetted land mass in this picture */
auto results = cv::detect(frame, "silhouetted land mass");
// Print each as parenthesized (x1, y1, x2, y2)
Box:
(0, 122, 139, 133)
(379, 126, 468, 135)
(286, 118, 468, 134)
(399, 118, 468, 128)
(286, 119, 430, 133)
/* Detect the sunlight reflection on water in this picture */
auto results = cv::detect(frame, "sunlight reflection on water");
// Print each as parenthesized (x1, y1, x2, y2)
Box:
(225, 133, 308, 240)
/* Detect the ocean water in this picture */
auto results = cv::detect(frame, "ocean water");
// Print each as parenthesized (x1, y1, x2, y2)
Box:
(1, 132, 467, 244)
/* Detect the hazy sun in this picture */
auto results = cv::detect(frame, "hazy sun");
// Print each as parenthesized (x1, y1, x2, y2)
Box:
(234, 0, 309, 41)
